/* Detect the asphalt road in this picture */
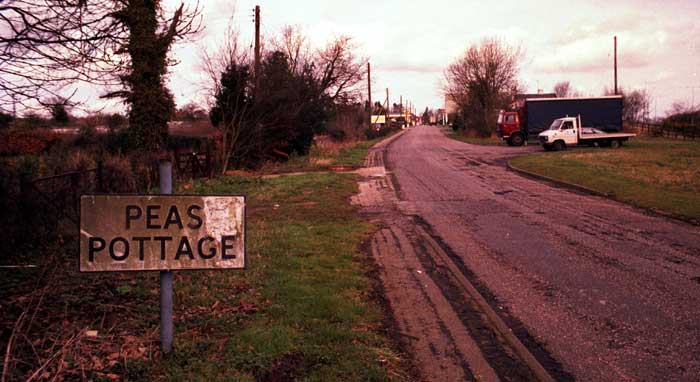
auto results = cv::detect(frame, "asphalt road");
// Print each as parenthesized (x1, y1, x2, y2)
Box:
(383, 125, 700, 381)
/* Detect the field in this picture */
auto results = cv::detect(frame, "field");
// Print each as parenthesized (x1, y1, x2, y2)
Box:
(510, 137, 700, 222)
(0, 138, 413, 381)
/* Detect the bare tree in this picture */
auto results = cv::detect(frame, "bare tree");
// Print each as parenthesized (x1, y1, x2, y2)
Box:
(553, 81, 571, 98)
(275, 25, 310, 75)
(1, 0, 201, 150)
(203, 24, 369, 172)
(199, 15, 246, 109)
(604, 86, 650, 122)
(667, 101, 691, 116)
(444, 37, 522, 135)
(316, 36, 368, 103)
(1, 1, 118, 111)
(553, 81, 582, 98)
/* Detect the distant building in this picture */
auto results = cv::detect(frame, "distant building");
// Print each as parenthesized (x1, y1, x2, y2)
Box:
(370, 115, 386, 126)
(370, 113, 411, 128)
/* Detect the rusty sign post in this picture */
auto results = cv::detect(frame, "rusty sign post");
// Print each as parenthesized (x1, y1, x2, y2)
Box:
(79, 164, 245, 354)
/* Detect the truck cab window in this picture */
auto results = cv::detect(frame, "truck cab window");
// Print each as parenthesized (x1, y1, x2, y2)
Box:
(562, 121, 573, 130)
(505, 115, 515, 123)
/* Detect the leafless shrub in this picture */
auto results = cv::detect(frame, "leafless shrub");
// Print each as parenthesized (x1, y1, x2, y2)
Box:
(553, 81, 581, 98)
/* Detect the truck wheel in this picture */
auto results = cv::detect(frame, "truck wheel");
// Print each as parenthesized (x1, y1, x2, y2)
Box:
(610, 139, 622, 149)
(552, 140, 566, 151)
(510, 133, 525, 146)
(506, 138, 514, 146)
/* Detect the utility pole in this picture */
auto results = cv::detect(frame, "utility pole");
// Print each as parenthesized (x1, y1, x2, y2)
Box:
(254, 5, 261, 87)
(385, 88, 389, 127)
(614, 36, 618, 95)
(367, 62, 372, 126)
(410, 101, 413, 125)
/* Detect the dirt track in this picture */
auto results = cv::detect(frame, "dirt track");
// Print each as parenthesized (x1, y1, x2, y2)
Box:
(355, 126, 700, 381)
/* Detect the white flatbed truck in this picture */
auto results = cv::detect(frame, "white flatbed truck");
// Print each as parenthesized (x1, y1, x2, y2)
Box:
(538, 115, 635, 151)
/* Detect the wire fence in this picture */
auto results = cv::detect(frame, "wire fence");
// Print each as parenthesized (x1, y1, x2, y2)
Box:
(6, 147, 213, 252)
(19, 163, 103, 225)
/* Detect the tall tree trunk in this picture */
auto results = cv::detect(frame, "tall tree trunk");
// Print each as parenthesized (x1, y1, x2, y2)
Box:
(123, 0, 175, 152)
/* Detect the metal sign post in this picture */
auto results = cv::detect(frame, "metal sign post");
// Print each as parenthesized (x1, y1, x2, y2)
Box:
(79, 163, 246, 355)
(159, 161, 174, 353)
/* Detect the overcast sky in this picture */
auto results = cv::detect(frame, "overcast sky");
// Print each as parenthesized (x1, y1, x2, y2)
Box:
(133, 0, 700, 117)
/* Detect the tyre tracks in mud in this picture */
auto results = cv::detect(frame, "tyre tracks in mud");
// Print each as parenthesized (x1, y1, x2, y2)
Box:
(376, 126, 700, 381)
(353, 135, 569, 382)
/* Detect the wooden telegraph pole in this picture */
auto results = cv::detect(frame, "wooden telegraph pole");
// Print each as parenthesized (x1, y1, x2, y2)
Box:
(367, 62, 372, 126)
(614, 36, 618, 95)
(385, 88, 390, 128)
(254, 5, 261, 88)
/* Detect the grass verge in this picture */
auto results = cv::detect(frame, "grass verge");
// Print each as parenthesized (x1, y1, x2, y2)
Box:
(0, 136, 412, 381)
(509, 137, 700, 222)
(147, 173, 409, 381)
(333, 131, 402, 166)
(442, 128, 504, 146)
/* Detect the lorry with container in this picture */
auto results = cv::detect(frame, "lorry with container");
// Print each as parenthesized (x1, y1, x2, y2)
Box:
(497, 96, 624, 146)
(538, 115, 635, 151)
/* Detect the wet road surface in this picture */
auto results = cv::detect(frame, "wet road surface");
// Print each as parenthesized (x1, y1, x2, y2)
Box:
(357, 126, 700, 381)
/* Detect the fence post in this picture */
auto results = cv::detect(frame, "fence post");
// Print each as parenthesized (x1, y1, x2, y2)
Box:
(96, 160, 104, 192)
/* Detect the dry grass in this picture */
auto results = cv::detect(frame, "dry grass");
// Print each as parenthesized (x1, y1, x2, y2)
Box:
(310, 135, 361, 159)
(255, 135, 365, 175)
